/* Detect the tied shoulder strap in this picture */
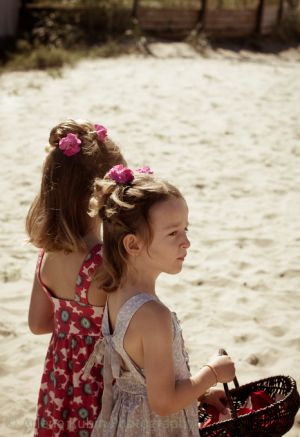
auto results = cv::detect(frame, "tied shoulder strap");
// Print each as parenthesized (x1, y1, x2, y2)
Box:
(82, 304, 122, 421)
(111, 293, 159, 383)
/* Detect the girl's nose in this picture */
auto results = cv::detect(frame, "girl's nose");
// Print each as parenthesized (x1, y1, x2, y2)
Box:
(181, 235, 190, 249)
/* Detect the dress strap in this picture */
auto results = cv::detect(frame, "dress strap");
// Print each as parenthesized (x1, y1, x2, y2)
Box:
(106, 293, 160, 382)
(35, 249, 53, 301)
(109, 293, 159, 341)
(75, 243, 102, 305)
(82, 315, 123, 422)
(82, 294, 166, 422)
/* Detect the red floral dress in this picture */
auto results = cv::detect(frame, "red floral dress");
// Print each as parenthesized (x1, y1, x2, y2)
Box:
(34, 244, 104, 437)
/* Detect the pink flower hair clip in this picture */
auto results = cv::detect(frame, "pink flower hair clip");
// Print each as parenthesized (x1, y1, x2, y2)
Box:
(59, 133, 81, 157)
(107, 165, 134, 185)
(136, 166, 153, 175)
(95, 124, 108, 142)
(107, 165, 154, 185)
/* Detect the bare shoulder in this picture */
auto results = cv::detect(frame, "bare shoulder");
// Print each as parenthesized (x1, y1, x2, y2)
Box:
(137, 299, 171, 318)
(40, 251, 82, 280)
(39, 251, 54, 282)
(133, 299, 172, 332)
(39, 250, 88, 300)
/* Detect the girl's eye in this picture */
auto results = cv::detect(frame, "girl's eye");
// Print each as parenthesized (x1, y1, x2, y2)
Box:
(185, 227, 189, 232)
(169, 228, 188, 237)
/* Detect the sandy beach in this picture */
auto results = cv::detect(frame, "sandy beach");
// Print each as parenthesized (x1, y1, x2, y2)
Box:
(0, 43, 299, 436)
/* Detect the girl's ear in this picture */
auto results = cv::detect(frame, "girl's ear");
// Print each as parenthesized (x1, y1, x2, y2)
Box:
(123, 234, 143, 256)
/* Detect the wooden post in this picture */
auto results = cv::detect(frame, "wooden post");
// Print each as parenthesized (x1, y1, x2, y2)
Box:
(132, 0, 139, 19)
(277, 0, 284, 25)
(0, 0, 20, 37)
(200, 0, 208, 30)
(256, 0, 266, 35)
(131, 0, 141, 39)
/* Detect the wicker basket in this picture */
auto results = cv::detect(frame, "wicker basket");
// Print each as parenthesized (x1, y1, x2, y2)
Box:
(199, 351, 300, 437)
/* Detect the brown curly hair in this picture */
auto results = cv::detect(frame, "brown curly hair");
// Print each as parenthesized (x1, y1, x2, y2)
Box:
(26, 119, 126, 252)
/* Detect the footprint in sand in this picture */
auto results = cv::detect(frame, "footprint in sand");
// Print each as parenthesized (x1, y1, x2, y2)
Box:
(253, 238, 273, 248)
(0, 265, 21, 283)
(267, 325, 286, 337)
(279, 269, 300, 279)
(246, 353, 260, 366)
(0, 321, 16, 337)
(286, 337, 300, 351)
(234, 334, 249, 343)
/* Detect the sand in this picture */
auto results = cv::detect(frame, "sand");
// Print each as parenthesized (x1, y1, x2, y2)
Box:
(0, 43, 299, 436)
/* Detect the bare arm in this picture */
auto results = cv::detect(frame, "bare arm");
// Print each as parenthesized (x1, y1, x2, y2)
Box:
(141, 303, 235, 416)
(28, 274, 54, 335)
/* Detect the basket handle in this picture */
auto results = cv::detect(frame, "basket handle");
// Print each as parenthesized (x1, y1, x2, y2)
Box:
(218, 348, 239, 420)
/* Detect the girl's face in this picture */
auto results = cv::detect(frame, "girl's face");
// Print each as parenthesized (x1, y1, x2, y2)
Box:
(142, 196, 190, 276)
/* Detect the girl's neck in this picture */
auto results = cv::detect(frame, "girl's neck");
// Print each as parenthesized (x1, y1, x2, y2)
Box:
(120, 279, 156, 297)
(83, 218, 101, 251)
(106, 267, 160, 329)
(118, 265, 158, 300)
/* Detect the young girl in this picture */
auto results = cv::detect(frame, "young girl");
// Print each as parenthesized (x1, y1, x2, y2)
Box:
(86, 164, 235, 436)
(26, 120, 126, 437)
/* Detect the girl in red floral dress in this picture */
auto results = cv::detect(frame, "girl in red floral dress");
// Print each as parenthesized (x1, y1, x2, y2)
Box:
(26, 119, 126, 436)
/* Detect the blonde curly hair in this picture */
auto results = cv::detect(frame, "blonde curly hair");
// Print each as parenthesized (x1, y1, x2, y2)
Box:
(89, 171, 183, 292)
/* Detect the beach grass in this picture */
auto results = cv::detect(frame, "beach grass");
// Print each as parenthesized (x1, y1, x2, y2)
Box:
(0, 39, 130, 74)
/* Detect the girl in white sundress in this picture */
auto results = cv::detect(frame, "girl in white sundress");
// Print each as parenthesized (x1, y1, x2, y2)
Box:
(85, 165, 236, 437)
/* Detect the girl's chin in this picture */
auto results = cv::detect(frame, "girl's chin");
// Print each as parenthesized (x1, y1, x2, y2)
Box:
(166, 265, 183, 275)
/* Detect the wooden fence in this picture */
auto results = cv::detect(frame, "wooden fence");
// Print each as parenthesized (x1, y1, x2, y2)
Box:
(136, 7, 200, 33)
(23, 1, 286, 40)
(133, 0, 285, 38)
(22, 3, 132, 36)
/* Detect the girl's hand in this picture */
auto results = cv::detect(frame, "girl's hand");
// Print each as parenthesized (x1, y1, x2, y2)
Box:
(207, 355, 235, 383)
(200, 387, 228, 413)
